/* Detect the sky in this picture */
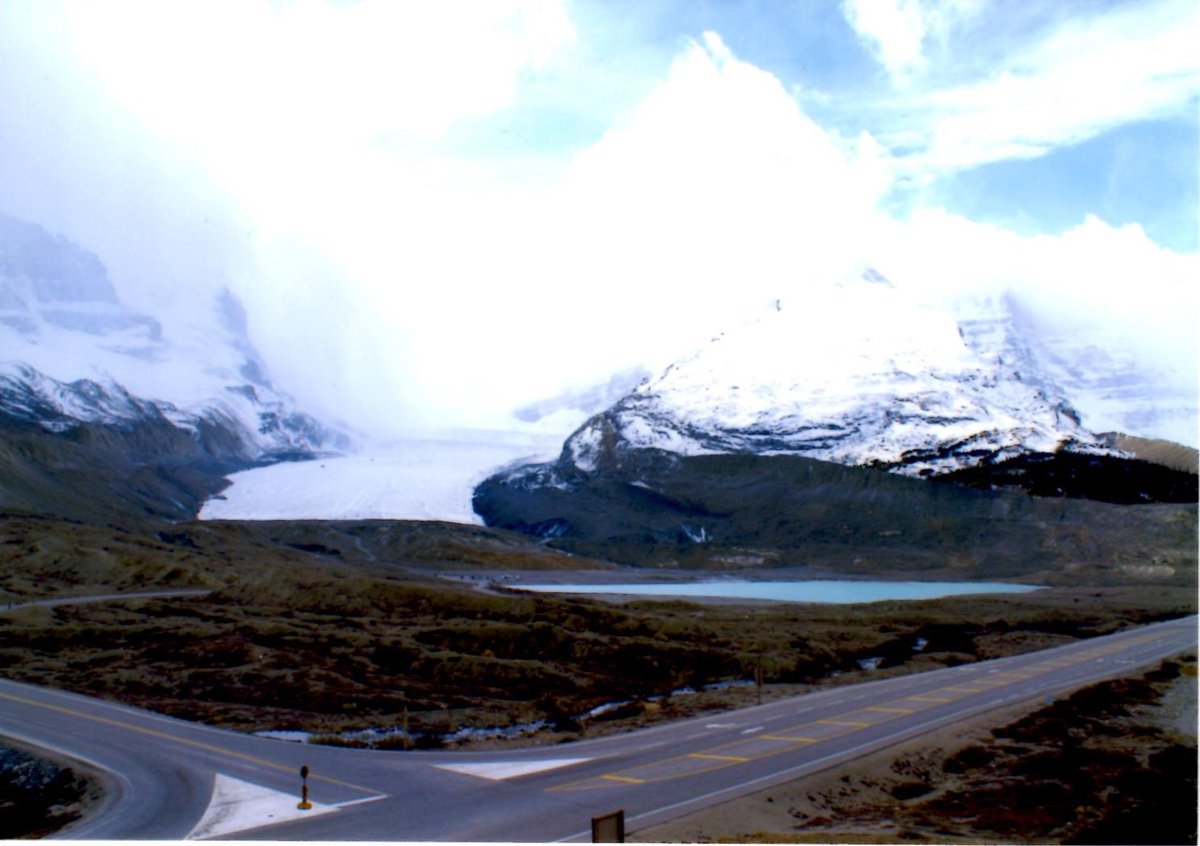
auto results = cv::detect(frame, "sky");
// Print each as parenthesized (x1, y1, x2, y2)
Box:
(0, 0, 1197, 439)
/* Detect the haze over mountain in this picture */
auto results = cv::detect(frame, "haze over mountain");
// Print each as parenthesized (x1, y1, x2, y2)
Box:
(559, 269, 1118, 480)
(475, 264, 1196, 571)
(0, 2, 1195, 529)
(1, 2, 1195, 445)
(0, 212, 344, 459)
(2, 208, 1195, 525)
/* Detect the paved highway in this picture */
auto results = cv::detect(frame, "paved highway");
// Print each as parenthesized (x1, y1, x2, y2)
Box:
(0, 614, 1193, 841)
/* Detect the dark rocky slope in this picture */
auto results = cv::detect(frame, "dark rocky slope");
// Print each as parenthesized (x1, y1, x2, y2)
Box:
(474, 448, 1197, 582)
(0, 415, 248, 523)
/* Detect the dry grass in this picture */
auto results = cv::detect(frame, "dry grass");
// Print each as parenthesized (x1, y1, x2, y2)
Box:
(0, 514, 1194, 743)
(636, 657, 1198, 844)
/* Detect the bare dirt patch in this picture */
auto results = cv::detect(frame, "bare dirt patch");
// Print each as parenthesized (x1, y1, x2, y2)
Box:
(635, 656, 1197, 844)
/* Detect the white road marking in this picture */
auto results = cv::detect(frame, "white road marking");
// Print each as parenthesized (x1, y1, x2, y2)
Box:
(186, 774, 341, 839)
(631, 739, 671, 753)
(704, 722, 740, 729)
(434, 758, 591, 781)
(740, 726, 764, 735)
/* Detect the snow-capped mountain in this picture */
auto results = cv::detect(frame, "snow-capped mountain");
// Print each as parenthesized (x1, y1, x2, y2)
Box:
(474, 268, 1194, 570)
(559, 270, 1113, 480)
(0, 212, 345, 465)
(950, 290, 1197, 451)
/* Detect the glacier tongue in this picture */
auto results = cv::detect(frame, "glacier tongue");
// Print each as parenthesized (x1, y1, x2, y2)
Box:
(565, 270, 1112, 477)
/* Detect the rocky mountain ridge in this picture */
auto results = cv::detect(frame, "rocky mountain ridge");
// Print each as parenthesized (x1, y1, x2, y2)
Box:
(474, 269, 1196, 574)
(553, 270, 1117, 482)
(0, 212, 345, 520)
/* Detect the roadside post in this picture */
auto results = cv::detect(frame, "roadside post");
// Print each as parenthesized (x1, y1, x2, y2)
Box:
(298, 765, 313, 810)
(591, 809, 625, 842)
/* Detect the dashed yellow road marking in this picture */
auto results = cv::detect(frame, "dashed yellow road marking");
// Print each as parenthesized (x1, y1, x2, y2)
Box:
(688, 753, 750, 762)
(555, 629, 1191, 795)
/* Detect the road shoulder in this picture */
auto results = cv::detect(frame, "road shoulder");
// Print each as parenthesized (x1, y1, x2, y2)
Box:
(634, 655, 1198, 844)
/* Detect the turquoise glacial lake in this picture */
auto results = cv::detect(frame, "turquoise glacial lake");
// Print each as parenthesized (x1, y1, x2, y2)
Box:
(514, 580, 1042, 604)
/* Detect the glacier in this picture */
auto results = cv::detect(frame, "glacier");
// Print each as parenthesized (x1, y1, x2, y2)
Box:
(199, 430, 562, 524)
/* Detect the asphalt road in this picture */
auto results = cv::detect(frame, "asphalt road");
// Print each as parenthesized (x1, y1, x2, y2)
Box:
(0, 614, 1193, 841)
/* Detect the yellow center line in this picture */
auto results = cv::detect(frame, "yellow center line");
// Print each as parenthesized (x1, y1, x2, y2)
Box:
(906, 695, 952, 703)
(943, 686, 983, 693)
(818, 719, 871, 728)
(0, 689, 379, 796)
(688, 753, 750, 762)
(865, 706, 914, 715)
(601, 774, 644, 784)
(762, 734, 817, 743)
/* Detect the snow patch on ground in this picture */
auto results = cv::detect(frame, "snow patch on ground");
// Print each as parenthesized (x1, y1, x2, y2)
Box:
(434, 758, 591, 781)
(199, 429, 563, 523)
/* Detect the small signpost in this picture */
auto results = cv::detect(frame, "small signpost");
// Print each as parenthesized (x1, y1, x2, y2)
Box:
(591, 809, 625, 843)
(298, 765, 313, 810)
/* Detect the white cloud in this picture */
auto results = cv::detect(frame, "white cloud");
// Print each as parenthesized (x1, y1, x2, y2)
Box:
(841, 0, 930, 83)
(279, 30, 890, 428)
(42, 0, 579, 431)
(69, 0, 574, 146)
(840, 0, 988, 84)
(213, 29, 894, 431)
(2, 2, 1194, 444)
(65, 0, 575, 227)
(878, 0, 1200, 178)
(871, 210, 1199, 443)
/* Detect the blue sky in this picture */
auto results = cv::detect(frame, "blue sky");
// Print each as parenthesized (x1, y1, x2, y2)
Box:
(0, 0, 1196, 434)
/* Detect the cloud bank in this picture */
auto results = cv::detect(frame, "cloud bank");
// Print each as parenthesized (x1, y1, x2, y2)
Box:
(0, 1, 1195, 444)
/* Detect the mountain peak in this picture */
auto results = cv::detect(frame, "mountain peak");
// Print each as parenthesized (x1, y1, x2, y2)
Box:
(563, 270, 1111, 477)
(1, 212, 347, 467)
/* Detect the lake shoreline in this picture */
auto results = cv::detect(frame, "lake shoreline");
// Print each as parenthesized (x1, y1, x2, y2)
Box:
(440, 567, 1043, 605)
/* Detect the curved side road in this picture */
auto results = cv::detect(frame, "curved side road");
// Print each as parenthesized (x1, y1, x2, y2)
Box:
(0, 614, 1193, 841)
(0, 589, 212, 613)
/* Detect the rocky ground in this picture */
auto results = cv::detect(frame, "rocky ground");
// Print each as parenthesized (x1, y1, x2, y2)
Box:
(0, 741, 104, 839)
(636, 656, 1197, 844)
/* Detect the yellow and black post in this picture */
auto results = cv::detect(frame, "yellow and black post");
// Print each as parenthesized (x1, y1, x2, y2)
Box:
(298, 765, 313, 810)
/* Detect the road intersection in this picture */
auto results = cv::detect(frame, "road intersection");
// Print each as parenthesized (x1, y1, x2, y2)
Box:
(0, 614, 1194, 840)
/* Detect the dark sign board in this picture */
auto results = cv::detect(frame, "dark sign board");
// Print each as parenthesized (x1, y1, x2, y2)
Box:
(591, 809, 625, 843)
